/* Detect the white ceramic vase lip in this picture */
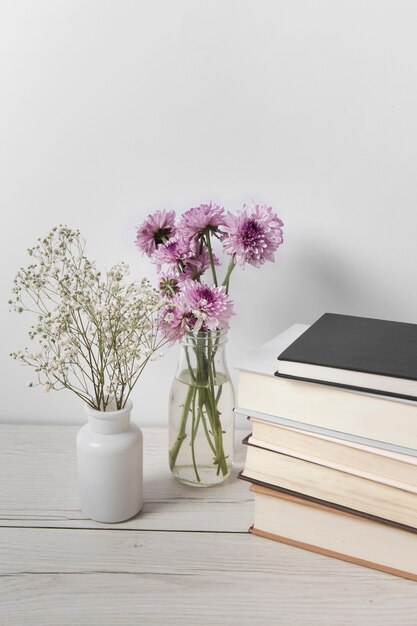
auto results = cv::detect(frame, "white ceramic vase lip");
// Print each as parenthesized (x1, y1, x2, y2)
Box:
(84, 399, 133, 420)
(85, 400, 133, 435)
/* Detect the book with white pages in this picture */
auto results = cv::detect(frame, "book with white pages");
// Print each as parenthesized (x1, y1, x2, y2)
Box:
(240, 446, 417, 528)
(236, 324, 417, 453)
(250, 484, 417, 582)
(243, 423, 417, 493)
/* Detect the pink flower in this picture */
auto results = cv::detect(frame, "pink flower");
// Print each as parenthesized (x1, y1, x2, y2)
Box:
(180, 280, 234, 334)
(158, 296, 191, 343)
(158, 280, 234, 341)
(177, 246, 218, 283)
(152, 236, 218, 282)
(136, 210, 176, 256)
(222, 203, 284, 267)
(178, 203, 226, 240)
(159, 271, 180, 298)
(151, 236, 194, 271)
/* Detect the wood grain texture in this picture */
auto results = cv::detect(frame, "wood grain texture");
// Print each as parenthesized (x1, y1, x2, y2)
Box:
(0, 426, 252, 531)
(2, 528, 417, 626)
(1, 425, 417, 625)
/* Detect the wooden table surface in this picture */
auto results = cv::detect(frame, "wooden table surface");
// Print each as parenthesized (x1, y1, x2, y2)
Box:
(1, 425, 417, 625)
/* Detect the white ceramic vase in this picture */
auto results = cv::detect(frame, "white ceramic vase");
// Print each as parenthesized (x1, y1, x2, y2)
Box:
(76, 400, 143, 523)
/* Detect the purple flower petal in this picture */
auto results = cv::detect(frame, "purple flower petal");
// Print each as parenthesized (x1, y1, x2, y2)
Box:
(221, 202, 284, 267)
(136, 210, 176, 256)
(178, 203, 226, 240)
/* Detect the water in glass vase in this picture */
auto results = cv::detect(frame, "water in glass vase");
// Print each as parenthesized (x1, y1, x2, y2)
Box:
(168, 330, 235, 487)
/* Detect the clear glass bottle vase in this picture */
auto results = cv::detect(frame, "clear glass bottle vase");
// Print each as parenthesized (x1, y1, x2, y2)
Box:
(168, 329, 235, 487)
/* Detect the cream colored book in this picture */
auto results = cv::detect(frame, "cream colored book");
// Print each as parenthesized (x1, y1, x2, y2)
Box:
(236, 325, 417, 453)
(241, 446, 417, 528)
(247, 419, 417, 492)
(250, 484, 417, 582)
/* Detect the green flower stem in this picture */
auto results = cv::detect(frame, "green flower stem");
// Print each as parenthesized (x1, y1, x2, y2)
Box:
(215, 383, 223, 404)
(194, 337, 208, 388)
(184, 347, 196, 382)
(205, 386, 228, 476)
(198, 391, 217, 456)
(190, 386, 201, 482)
(208, 331, 218, 382)
(206, 340, 228, 476)
(205, 232, 218, 287)
(221, 259, 236, 294)
(191, 387, 201, 445)
(170, 333, 229, 482)
(169, 383, 194, 471)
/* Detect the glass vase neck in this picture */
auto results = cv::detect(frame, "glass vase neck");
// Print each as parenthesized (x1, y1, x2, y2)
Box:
(181, 329, 228, 348)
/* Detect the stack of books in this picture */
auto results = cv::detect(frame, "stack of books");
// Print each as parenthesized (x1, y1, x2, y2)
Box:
(237, 313, 417, 581)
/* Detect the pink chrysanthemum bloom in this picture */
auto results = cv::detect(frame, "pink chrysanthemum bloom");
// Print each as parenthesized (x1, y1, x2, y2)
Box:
(158, 297, 191, 343)
(180, 280, 234, 334)
(159, 271, 180, 298)
(178, 202, 226, 240)
(135, 210, 176, 256)
(222, 203, 284, 267)
(151, 236, 194, 271)
(177, 246, 219, 283)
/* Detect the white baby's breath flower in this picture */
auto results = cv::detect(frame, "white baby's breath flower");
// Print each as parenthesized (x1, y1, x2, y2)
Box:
(10, 226, 167, 411)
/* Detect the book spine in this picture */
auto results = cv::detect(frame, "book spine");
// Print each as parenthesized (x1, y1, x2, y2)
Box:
(250, 526, 417, 582)
(244, 436, 417, 493)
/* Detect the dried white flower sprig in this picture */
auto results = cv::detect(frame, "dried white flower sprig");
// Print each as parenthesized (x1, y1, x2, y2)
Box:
(10, 226, 166, 411)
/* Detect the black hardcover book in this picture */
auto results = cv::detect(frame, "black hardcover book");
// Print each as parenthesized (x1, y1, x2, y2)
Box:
(276, 313, 417, 400)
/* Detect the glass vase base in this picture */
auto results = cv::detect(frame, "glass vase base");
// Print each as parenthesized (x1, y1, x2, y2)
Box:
(172, 465, 232, 488)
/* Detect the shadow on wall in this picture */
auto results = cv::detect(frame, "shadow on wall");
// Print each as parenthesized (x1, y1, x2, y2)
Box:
(275, 243, 405, 329)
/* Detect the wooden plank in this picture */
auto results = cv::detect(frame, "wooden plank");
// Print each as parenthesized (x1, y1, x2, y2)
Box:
(2, 425, 417, 625)
(0, 425, 253, 531)
(1, 528, 417, 626)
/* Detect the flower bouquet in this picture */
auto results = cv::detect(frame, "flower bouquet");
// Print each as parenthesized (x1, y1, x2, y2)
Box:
(10, 226, 165, 410)
(10, 226, 167, 522)
(136, 202, 284, 486)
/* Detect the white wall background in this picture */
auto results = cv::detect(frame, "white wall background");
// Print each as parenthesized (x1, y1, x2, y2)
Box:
(1, 0, 417, 426)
